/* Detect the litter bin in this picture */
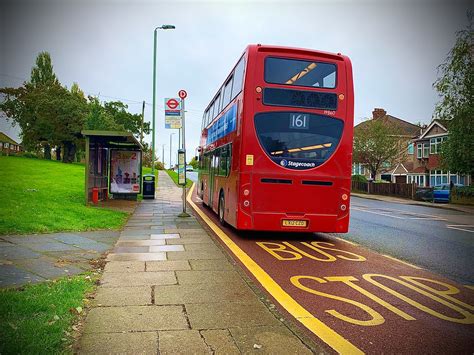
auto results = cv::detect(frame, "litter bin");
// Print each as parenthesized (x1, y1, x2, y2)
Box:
(142, 174, 155, 199)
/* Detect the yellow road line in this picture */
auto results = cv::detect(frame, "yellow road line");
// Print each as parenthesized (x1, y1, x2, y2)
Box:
(186, 184, 363, 355)
(382, 254, 421, 270)
(464, 285, 474, 291)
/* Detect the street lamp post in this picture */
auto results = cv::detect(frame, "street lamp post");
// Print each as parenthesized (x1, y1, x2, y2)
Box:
(152, 24, 175, 174)
(169, 133, 176, 169)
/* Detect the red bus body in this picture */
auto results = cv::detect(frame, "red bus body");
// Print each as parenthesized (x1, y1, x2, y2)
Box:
(197, 45, 354, 233)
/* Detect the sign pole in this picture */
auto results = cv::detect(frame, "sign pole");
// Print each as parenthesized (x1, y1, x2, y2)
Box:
(178, 96, 190, 217)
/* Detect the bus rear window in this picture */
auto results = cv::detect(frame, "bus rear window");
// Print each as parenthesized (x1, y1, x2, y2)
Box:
(255, 112, 343, 170)
(265, 57, 336, 89)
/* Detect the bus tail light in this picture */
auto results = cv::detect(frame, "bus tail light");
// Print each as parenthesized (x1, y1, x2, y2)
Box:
(244, 200, 250, 207)
(243, 189, 250, 196)
(340, 204, 347, 211)
(342, 193, 348, 201)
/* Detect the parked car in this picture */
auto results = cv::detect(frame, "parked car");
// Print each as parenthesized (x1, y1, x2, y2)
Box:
(433, 184, 463, 203)
(414, 187, 433, 202)
(185, 165, 194, 172)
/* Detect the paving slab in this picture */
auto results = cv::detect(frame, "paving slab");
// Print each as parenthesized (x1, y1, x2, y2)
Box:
(0, 246, 41, 260)
(15, 257, 83, 279)
(100, 271, 176, 287)
(176, 270, 242, 284)
(154, 282, 257, 305)
(150, 233, 180, 240)
(149, 245, 184, 252)
(103, 261, 145, 273)
(158, 330, 211, 354)
(83, 306, 189, 333)
(146, 260, 191, 271)
(93, 286, 151, 306)
(78, 331, 158, 354)
(189, 259, 235, 271)
(165, 237, 213, 245)
(106, 252, 167, 261)
(201, 329, 241, 354)
(167, 250, 226, 260)
(186, 302, 281, 329)
(229, 326, 312, 354)
(0, 264, 45, 287)
(116, 240, 166, 247)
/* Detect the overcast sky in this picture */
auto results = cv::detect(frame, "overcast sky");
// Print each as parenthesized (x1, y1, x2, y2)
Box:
(1, 0, 471, 164)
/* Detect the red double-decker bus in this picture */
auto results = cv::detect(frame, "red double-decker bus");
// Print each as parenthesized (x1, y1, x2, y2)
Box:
(197, 44, 354, 233)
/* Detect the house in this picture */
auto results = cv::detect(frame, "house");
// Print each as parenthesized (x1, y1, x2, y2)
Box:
(352, 108, 421, 181)
(405, 120, 470, 186)
(369, 119, 471, 187)
(0, 132, 23, 155)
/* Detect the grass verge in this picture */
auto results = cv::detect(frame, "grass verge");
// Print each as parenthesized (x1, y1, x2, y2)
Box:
(0, 156, 128, 235)
(0, 273, 98, 354)
(166, 169, 193, 188)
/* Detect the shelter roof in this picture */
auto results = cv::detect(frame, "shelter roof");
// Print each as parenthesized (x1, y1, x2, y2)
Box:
(81, 130, 143, 150)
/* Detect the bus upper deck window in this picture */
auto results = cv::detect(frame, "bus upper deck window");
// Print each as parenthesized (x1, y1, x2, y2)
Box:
(265, 57, 336, 89)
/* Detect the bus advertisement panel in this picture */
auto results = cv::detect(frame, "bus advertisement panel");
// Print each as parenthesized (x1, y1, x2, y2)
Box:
(109, 150, 141, 194)
(198, 45, 354, 233)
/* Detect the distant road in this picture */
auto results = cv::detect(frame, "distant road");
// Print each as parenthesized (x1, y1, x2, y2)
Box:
(187, 171, 198, 182)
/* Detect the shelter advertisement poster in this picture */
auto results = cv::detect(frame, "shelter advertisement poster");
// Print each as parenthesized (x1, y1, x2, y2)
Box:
(110, 150, 141, 194)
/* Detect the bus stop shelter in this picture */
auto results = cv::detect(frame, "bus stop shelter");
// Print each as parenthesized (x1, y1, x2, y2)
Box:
(82, 130, 143, 205)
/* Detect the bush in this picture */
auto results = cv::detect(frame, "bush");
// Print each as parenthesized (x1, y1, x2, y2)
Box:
(18, 152, 39, 159)
(154, 161, 165, 170)
(451, 186, 474, 205)
(352, 174, 368, 183)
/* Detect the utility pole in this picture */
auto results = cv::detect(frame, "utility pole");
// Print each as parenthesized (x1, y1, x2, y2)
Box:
(140, 100, 145, 146)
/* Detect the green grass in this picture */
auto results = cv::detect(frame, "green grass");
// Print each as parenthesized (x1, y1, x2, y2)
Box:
(0, 156, 128, 235)
(165, 169, 193, 188)
(0, 274, 97, 354)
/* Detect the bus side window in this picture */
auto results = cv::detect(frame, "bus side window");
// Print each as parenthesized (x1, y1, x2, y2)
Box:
(222, 76, 233, 111)
(231, 57, 245, 100)
(226, 144, 232, 176)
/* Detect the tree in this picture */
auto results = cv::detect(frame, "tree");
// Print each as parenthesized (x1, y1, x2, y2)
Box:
(30, 52, 59, 88)
(353, 118, 402, 180)
(188, 156, 199, 170)
(433, 12, 474, 175)
(103, 101, 151, 138)
(0, 52, 62, 159)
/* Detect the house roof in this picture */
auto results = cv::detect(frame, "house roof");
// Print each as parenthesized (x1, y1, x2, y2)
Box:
(355, 114, 421, 137)
(0, 132, 19, 145)
(417, 119, 448, 140)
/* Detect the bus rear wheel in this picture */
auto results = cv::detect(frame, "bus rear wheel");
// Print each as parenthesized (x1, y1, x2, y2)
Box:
(218, 193, 226, 226)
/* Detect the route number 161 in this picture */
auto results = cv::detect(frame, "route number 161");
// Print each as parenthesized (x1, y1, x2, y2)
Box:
(290, 114, 309, 130)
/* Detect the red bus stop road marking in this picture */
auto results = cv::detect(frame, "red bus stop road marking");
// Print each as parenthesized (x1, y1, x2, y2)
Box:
(188, 185, 474, 354)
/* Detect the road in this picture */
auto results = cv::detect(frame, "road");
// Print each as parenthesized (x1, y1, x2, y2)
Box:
(188, 186, 474, 353)
(348, 196, 474, 284)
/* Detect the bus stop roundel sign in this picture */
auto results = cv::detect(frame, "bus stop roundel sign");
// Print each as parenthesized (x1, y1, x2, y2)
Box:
(178, 90, 187, 99)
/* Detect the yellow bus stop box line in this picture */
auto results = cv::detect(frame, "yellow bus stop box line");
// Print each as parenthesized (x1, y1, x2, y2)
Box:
(187, 184, 363, 355)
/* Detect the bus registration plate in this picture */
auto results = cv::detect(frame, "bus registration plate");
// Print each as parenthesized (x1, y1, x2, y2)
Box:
(282, 220, 307, 227)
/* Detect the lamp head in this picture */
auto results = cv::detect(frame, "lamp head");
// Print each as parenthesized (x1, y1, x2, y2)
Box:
(161, 25, 175, 30)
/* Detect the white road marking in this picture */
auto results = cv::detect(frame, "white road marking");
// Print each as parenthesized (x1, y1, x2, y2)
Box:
(446, 225, 474, 233)
(351, 207, 405, 219)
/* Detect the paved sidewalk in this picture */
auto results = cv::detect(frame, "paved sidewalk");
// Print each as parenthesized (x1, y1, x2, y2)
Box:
(352, 192, 474, 214)
(0, 230, 120, 288)
(78, 171, 314, 354)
